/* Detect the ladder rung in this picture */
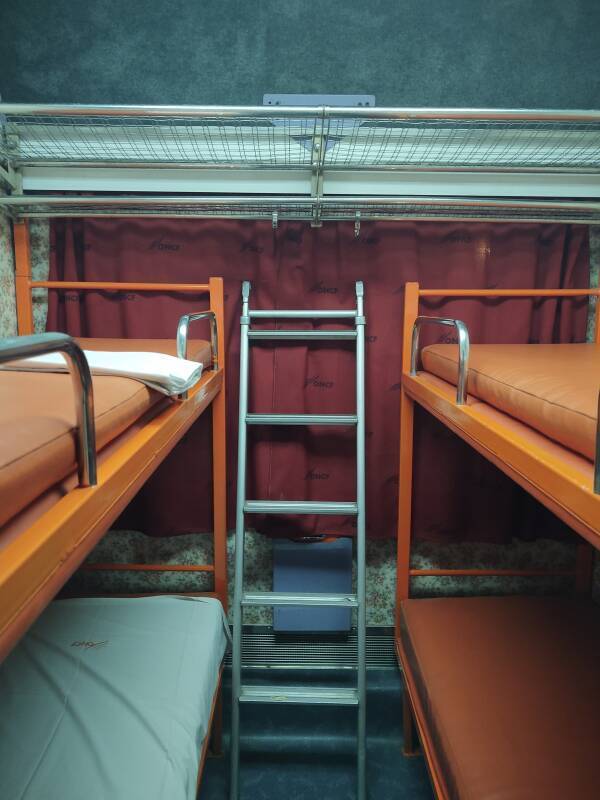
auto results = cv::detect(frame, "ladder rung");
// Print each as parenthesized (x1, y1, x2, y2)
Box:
(239, 685, 359, 706)
(246, 413, 358, 426)
(242, 591, 358, 607)
(244, 500, 358, 515)
(249, 310, 357, 319)
(248, 329, 357, 340)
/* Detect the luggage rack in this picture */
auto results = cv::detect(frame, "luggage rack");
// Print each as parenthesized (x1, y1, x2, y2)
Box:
(1, 104, 600, 226)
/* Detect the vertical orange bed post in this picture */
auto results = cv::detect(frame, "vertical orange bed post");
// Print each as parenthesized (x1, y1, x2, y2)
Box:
(396, 282, 420, 757)
(209, 277, 227, 757)
(575, 291, 600, 594)
(209, 276, 227, 612)
(13, 221, 34, 335)
(396, 282, 419, 616)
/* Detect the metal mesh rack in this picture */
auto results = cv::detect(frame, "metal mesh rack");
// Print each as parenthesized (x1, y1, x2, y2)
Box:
(2, 105, 600, 170)
(1, 104, 599, 224)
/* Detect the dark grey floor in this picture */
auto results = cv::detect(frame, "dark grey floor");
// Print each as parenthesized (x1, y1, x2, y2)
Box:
(200, 668, 433, 800)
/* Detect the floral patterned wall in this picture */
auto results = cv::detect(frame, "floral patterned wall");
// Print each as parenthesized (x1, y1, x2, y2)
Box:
(1, 220, 599, 621)
(30, 220, 50, 333)
(0, 215, 49, 336)
(0, 204, 16, 338)
(68, 530, 579, 625)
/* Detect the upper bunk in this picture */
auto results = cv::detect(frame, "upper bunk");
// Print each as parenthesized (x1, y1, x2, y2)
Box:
(0, 274, 227, 662)
(401, 283, 600, 550)
(0, 104, 599, 225)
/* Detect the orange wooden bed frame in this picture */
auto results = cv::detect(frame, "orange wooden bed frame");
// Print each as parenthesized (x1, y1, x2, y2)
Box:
(395, 282, 600, 798)
(1, 221, 228, 677)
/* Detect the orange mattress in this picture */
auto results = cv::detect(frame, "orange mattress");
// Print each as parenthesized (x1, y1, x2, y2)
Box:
(399, 596, 600, 800)
(421, 343, 600, 461)
(0, 338, 209, 529)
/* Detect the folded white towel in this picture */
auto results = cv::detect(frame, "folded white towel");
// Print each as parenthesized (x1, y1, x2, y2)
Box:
(2, 350, 204, 397)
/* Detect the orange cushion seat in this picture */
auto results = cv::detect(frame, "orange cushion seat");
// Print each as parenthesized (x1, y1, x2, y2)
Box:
(421, 343, 600, 460)
(0, 338, 210, 528)
(399, 596, 600, 800)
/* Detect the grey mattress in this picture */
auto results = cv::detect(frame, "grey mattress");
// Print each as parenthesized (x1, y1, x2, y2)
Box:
(0, 595, 229, 800)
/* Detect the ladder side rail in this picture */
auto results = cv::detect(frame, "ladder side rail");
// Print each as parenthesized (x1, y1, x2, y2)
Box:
(230, 281, 251, 800)
(355, 281, 367, 800)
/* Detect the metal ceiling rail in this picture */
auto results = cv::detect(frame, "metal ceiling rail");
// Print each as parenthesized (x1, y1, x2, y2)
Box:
(1, 194, 599, 224)
(2, 104, 600, 121)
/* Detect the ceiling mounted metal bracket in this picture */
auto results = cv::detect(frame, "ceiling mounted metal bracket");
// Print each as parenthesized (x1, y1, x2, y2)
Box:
(272, 211, 279, 230)
(310, 109, 326, 228)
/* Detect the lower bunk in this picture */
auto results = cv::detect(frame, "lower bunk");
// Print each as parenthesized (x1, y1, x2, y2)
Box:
(398, 595, 600, 800)
(0, 595, 229, 800)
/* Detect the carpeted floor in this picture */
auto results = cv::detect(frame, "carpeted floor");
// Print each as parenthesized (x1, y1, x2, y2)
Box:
(201, 667, 433, 800)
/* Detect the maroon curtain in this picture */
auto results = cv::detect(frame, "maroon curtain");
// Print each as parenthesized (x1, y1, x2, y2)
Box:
(47, 220, 589, 541)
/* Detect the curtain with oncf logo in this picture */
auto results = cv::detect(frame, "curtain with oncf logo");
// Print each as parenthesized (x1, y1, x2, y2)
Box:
(47, 219, 589, 542)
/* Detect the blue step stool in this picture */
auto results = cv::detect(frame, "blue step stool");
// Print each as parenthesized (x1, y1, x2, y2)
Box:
(273, 537, 353, 633)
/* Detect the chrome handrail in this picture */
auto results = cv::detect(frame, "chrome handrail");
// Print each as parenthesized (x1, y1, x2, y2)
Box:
(176, 311, 218, 370)
(0, 333, 97, 486)
(410, 316, 470, 405)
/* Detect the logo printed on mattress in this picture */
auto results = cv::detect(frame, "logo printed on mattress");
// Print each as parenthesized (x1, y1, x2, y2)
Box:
(70, 640, 109, 650)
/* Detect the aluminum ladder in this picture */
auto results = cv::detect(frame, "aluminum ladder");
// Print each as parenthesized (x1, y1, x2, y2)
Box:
(230, 280, 367, 800)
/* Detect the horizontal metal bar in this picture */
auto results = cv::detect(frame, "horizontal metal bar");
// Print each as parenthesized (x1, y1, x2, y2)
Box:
(248, 329, 357, 340)
(249, 309, 357, 319)
(31, 280, 210, 293)
(0, 103, 324, 118)
(15, 211, 600, 225)
(244, 501, 358, 515)
(2, 103, 600, 122)
(325, 197, 600, 211)
(419, 288, 600, 297)
(239, 685, 359, 706)
(81, 563, 215, 572)
(246, 413, 357, 425)
(0, 194, 314, 207)
(409, 568, 576, 577)
(10, 162, 600, 176)
(3, 195, 600, 212)
(0, 333, 96, 486)
(242, 592, 358, 607)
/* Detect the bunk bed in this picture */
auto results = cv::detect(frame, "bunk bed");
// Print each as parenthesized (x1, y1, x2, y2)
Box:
(0, 264, 228, 795)
(0, 239, 227, 661)
(395, 284, 600, 799)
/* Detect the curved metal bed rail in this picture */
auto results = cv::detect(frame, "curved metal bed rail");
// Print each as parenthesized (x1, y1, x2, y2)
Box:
(177, 311, 218, 370)
(0, 333, 97, 486)
(410, 316, 470, 405)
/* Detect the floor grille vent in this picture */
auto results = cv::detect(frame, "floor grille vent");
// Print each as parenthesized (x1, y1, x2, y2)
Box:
(226, 626, 397, 670)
